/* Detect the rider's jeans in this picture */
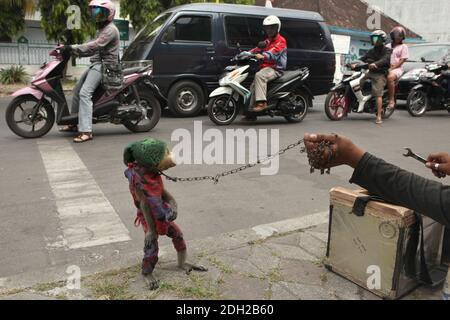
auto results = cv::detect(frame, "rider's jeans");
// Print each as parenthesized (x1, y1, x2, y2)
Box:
(251, 67, 279, 106)
(71, 63, 102, 133)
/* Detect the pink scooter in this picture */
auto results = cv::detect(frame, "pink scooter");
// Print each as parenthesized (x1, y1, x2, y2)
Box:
(5, 46, 165, 138)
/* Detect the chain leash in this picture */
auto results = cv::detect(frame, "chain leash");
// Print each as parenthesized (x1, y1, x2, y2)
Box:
(159, 139, 306, 185)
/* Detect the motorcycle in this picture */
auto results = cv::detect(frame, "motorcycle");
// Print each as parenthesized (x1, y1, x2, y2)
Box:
(406, 63, 450, 117)
(5, 46, 166, 139)
(207, 50, 313, 126)
(324, 62, 395, 121)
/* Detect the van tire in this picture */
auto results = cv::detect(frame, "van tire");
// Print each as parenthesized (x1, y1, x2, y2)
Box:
(168, 81, 205, 117)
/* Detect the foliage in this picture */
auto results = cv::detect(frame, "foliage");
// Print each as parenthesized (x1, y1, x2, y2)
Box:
(0, 65, 28, 84)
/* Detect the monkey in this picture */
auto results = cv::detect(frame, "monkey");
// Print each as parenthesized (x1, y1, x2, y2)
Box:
(124, 139, 207, 290)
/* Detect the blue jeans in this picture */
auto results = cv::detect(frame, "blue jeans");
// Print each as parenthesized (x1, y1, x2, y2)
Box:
(71, 64, 102, 133)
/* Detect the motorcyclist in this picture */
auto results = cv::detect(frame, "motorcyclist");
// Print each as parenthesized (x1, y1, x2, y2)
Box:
(242, 15, 287, 121)
(60, 0, 120, 143)
(351, 30, 392, 125)
(439, 49, 450, 104)
(386, 26, 409, 110)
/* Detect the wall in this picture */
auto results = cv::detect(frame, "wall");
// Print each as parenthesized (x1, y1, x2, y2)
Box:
(364, 0, 450, 42)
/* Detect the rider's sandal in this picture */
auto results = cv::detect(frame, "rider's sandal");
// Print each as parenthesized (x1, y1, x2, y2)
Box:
(73, 132, 93, 143)
(59, 125, 78, 133)
(375, 118, 383, 125)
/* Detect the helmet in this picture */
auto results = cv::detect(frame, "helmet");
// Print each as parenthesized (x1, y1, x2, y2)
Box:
(390, 26, 406, 41)
(263, 15, 281, 33)
(89, 0, 116, 23)
(370, 29, 388, 46)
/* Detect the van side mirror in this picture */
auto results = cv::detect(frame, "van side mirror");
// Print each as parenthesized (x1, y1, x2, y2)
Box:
(162, 25, 176, 43)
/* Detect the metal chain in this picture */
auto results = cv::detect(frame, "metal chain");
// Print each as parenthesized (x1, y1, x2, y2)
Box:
(160, 139, 306, 184)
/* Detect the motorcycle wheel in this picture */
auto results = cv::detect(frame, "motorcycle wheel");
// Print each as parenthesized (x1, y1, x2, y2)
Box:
(123, 92, 161, 133)
(284, 89, 310, 123)
(406, 89, 428, 117)
(324, 90, 347, 121)
(5, 95, 55, 138)
(207, 94, 238, 126)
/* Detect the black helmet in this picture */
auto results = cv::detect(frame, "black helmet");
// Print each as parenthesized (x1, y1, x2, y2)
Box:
(370, 30, 388, 46)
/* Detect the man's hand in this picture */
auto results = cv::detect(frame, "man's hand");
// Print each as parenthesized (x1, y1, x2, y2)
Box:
(369, 63, 378, 71)
(426, 152, 450, 178)
(304, 133, 365, 169)
(255, 53, 265, 61)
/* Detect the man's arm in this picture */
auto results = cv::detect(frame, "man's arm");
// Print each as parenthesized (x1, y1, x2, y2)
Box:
(262, 37, 287, 62)
(71, 26, 116, 57)
(304, 133, 450, 228)
(350, 153, 450, 227)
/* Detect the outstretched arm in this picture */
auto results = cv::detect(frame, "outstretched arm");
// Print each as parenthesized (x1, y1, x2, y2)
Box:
(304, 133, 450, 227)
(71, 26, 116, 57)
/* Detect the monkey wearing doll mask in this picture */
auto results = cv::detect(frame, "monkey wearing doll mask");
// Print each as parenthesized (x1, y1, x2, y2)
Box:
(123, 138, 207, 290)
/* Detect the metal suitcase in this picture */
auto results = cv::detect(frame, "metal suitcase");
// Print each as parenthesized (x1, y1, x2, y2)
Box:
(325, 187, 447, 300)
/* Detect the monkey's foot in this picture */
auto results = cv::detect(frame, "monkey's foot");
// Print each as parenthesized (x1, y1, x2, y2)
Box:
(143, 274, 159, 290)
(180, 263, 208, 275)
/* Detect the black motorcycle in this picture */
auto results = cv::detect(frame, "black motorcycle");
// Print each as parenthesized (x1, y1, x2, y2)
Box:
(207, 50, 313, 126)
(406, 63, 450, 117)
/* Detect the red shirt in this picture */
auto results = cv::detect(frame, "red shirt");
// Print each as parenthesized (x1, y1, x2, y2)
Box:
(251, 33, 287, 70)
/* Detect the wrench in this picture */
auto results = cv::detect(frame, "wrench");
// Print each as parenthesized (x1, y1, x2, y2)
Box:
(403, 148, 427, 164)
(403, 148, 446, 178)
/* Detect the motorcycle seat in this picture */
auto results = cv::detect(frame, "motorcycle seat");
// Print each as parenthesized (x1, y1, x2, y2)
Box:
(272, 70, 304, 83)
(122, 66, 148, 76)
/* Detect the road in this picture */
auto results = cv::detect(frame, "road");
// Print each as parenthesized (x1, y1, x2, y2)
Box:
(0, 95, 449, 288)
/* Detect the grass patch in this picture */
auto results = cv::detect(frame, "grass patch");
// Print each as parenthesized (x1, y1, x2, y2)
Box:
(89, 279, 134, 300)
(207, 257, 233, 275)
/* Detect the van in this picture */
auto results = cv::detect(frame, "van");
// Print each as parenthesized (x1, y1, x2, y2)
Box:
(122, 3, 336, 117)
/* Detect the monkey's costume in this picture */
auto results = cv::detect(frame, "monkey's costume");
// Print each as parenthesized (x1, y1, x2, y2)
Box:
(123, 139, 207, 290)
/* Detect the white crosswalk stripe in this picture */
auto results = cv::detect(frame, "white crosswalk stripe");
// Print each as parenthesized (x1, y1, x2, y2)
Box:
(38, 140, 131, 249)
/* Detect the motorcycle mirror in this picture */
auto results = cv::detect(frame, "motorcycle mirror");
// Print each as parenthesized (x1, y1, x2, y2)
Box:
(236, 42, 242, 52)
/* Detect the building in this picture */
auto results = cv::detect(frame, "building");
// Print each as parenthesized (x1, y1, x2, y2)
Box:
(364, 0, 450, 42)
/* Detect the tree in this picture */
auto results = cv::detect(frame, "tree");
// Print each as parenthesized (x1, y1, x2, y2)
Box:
(0, 0, 36, 38)
(38, 0, 96, 44)
(121, 0, 255, 33)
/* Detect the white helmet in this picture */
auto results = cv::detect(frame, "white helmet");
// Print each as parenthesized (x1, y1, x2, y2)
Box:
(263, 15, 281, 33)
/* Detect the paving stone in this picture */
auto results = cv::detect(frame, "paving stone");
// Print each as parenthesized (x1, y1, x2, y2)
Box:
(280, 281, 337, 300)
(0, 292, 56, 300)
(265, 243, 318, 262)
(221, 246, 252, 260)
(298, 232, 327, 259)
(270, 283, 299, 300)
(219, 273, 269, 300)
(265, 233, 300, 247)
(212, 254, 265, 278)
(248, 245, 280, 273)
(279, 259, 324, 287)
(322, 272, 361, 300)
(306, 231, 329, 243)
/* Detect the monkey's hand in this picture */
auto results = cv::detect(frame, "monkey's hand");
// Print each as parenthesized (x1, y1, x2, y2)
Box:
(163, 189, 178, 221)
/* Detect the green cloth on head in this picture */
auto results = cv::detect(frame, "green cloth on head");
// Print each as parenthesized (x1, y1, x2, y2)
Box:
(123, 138, 167, 168)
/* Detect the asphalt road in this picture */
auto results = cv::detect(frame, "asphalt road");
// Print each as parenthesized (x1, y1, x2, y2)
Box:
(0, 95, 449, 287)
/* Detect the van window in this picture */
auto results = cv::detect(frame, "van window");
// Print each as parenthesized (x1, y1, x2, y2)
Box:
(173, 16, 212, 42)
(281, 20, 327, 51)
(225, 16, 265, 47)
